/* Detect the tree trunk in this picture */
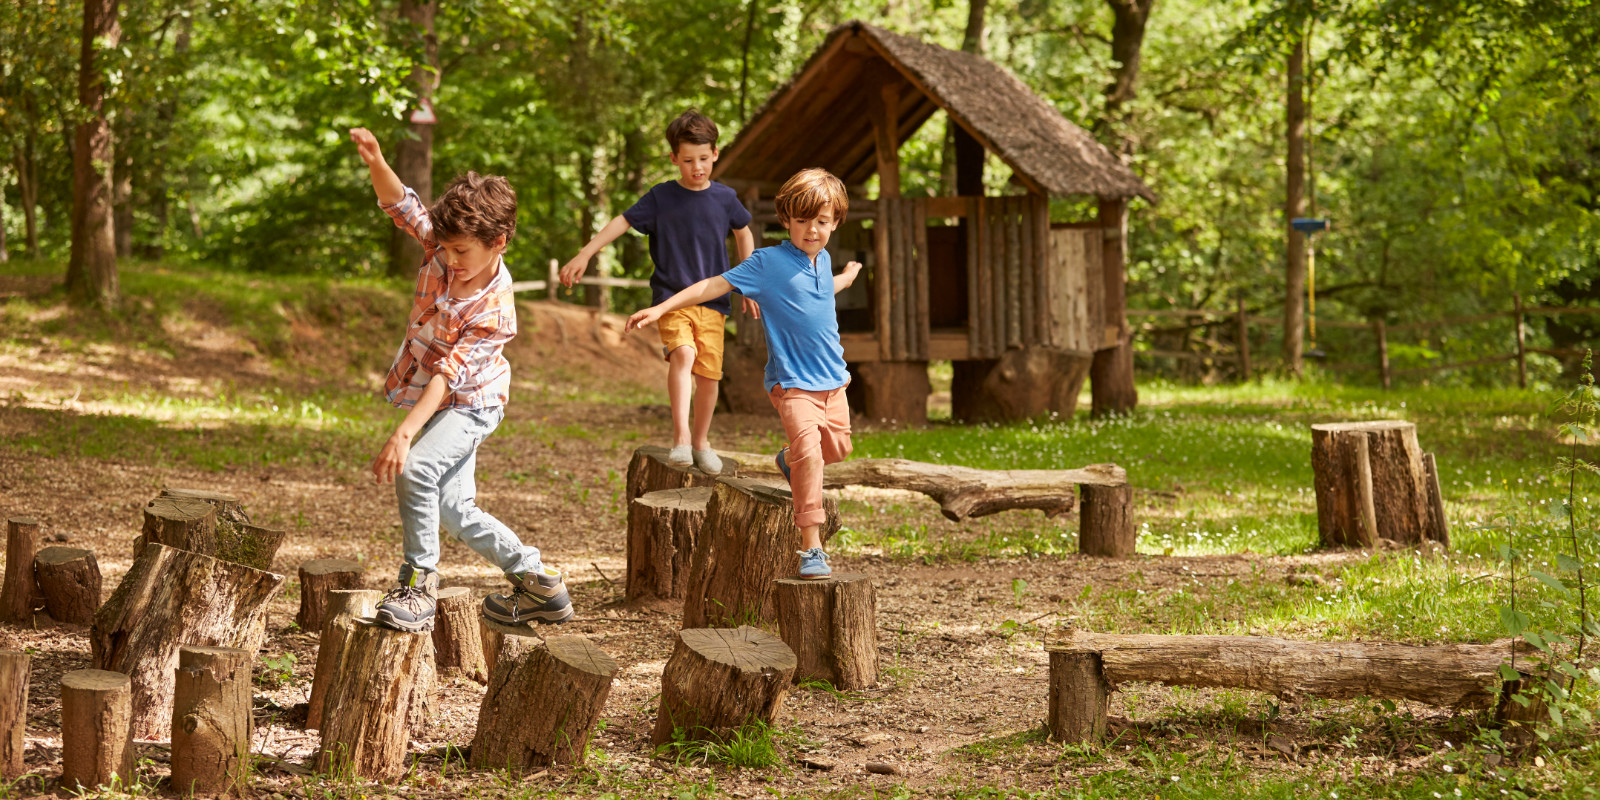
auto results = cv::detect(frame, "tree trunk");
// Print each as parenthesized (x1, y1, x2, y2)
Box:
(60, 669, 134, 789)
(941, 0, 988, 194)
(627, 487, 711, 602)
(1311, 421, 1446, 548)
(1079, 484, 1136, 557)
(1103, 0, 1155, 122)
(1, 517, 43, 624)
(471, 636, 619, 771)
(773, 574, 878, 690)
(137, 496, 215, 558)
(1090, 199, 1137, 417)
(651, 626, 796, 746)
(91, 543, 284, 739)
(66, 0, 121, 307)
(14, 139, 40, 259)
(306, 589, 381, 731)
(388, 1, 439, 278)
(479, 616, 542, 687)
(33, 546, 102, 625)
(112, 143, 132, 259)
(0, 650, 27, 779)
(854, 361, 931, 426)
(1047, 651, 1109, 744)
(296, 559, 364, 633)
(170, 646, 250, 797)
(316, 620, 431, 781)
(1283, 34, 1307, 375)
(951, 348, 1088, 424)
(680, 479, 839, 629)
(431, 586, 487, 684)
(625, 445, 738, 505)
(0, 165, 9, 262)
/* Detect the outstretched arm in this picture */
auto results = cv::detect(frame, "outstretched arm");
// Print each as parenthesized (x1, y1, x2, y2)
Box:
(560, 215, 633, 287)
(626, 276, 735, 332)
(350, 128, 404, 206)
(731, 226, 760, 319)
(834, 260, 863, 294)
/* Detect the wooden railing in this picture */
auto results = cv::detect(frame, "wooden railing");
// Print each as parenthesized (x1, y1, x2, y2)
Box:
(508, 259, 651, 301)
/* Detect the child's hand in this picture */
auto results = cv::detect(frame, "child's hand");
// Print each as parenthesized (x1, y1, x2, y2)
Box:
(626, 307, 663, 333)
(370, 431, 411, 484)
(836, 260, 864, 290)
(350, 128, 383, 166)
(740, 295, 761, 320)
(558, 255, 589, 288)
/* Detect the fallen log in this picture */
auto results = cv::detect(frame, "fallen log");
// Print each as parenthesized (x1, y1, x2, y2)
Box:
(33, 546, 102, 625)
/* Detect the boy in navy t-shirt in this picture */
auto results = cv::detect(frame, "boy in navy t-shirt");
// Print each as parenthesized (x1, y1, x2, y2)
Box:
(627, 169, 861, 580)
(561, 110, 754, 475)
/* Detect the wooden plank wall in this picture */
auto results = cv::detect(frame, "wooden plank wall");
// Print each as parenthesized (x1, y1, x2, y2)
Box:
(874, 197, 930, 361)
(1045, 228, 1104, 353)
(967, 194, 1052, 359)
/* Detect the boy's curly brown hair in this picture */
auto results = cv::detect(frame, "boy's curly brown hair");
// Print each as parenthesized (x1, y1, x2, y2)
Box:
(774, 168, 848, 225)
(665, 109, 719, 154)
(429, 172, 517, 247)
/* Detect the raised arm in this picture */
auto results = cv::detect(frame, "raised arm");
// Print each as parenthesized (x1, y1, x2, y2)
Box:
(350, 128, 404, 206)
(626, 276, 735, 332)
(560, 215, 633, 287)
(834, 260, 863, 295)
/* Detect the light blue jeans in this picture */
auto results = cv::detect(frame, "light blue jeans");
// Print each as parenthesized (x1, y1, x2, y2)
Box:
(397, 405, 541, 576)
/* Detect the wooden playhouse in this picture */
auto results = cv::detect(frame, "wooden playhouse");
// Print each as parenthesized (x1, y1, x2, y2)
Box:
(714, 21, 1152, 424)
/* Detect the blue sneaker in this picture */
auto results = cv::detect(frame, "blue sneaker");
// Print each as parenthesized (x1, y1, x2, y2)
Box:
(776, 447, 792, 482)
(797, 547, 831, 580)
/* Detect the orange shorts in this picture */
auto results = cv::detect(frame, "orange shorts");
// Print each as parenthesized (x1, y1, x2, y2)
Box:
(658, 305, 727, 380)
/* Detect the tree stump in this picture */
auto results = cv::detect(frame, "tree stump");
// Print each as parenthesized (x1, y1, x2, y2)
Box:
(159, 488, 249, 527)
(296, 559, 364, 632)
(432, 587, 487, 684)
(60, 669, 135, 789)
(306, 589, 382, 731)
(138, 494, 286, 570)
(772, 574, 878, 689)
(0, 650, 27, 779)
(480, 617, 542, 686)
(171, 646, 250, 797)
(33, 546, 102, 625)
(1311, 421, 1447, 548)
(652, 626, 796, 746)
(1079, 484, 1136, 558)
(681, 479, 839, 629)
(852, 361, 930, 426)
(317, 620, 431, 781)
(471, 636, 619, 771)
(953, 348, 1091, 423)
(1, 517, 43, 624)
(91, 543, 284, 739)
(1047, 651, 1110, 743)
(625, 445, 740, 505)
(628, 487, 711, 602)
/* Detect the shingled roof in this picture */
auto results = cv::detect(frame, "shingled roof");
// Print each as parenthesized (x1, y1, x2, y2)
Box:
(715, 21, 1153, 201)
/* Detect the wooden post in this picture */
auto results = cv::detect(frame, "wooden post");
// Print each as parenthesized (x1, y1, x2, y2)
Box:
(0, 650, 27, 779)
(432, 587, 488, 684)
(1, 517, 43, 623)
(1513, 293, 1527, 389)
(1235, 294, 1251, 382)
(1047, 651, 1109, 744)
(479, 616, 542, 687)
(1374, 317, 1391, 390)
(471, 636, 619, 771)
(317, 620, 432, 781)
(1090, 198, 1137, 417)
(171, 646, 250, 797)
(625, 445, 738, 505)
(296, 559, 364, 632)
(1079, 484, 1135, 558)
(33, 546, 102, 625)
(306, 589, 381, 731)
(773, 574, 878, 690)
(628, 487, 711, 602)
(651, 627, 797, 746)
(60, 670, 135, 789)
(1311, 421, 1445, 549)
(1422, 453, 1451, 548)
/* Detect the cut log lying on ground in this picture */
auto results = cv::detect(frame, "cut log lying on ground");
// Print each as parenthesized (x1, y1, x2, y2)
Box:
(471, 636, 618, 770)
(773, 574, 878, 690)
(625, 445, 741, 505)
(317, 620, 431, 781)
(33, 546, 102, 625)
(296, 559, 364, 632)
(627, 487, 710, 602)
(60, 669, 135, 789)
(1, 517, 43, 624)
(1311, 421, 1448, 549)
(306, 589, 382, 731)
(0, 650, 27, 779)
(652, 626, 796, 746)
(171, 646, 251, 797)
(433, 587, 488, 684)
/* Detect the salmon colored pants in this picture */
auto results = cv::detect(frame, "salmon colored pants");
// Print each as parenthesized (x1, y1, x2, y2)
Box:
(769, 384, 853, 529)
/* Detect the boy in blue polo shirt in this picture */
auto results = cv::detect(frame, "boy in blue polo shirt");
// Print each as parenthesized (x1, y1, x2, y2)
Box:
(626, 168, 860, 579)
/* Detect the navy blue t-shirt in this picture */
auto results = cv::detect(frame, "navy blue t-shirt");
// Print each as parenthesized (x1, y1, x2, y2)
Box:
(623, 180, 752, 315)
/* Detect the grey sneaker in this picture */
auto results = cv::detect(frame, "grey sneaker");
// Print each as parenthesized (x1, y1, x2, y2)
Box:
(667, 445, 693, 466)
(797, 548, 831, 580)
(375, 565, 439, 632)
(483, 566, 574, 626)
(693, 448, 723, 475)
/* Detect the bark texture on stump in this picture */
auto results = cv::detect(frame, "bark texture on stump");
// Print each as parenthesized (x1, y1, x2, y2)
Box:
(651, 626, 797, 746)
(954, 348, 1090, 423)
(171, 646, 250, 797)
(853, 361, 930, 426)
(317, 620, 431, 781)
(33, 546, 102, 625)
(1311, 421, 1447, 548)
(306, 589, 381, 731)
(628, 487, 710, 602)
(139, 494, 285, 570)
(471, 636, 619, 771)
(480, 616, 542, 686)
(60, 669, 134, 789)
(91, 543, 284, 739)
(0, 650, 27, 779)
(158, 488, 248, 527)
(1047, 651, 1109, 744)
(432, 587, 488, 684)
(773, 574, 877, 689)
(1, 517, 43, 623)
(625, 445, 740, 505)
(296, 559, 363, 632)
(681, 479, 839, 629)
(1079, 484, 1135, 558)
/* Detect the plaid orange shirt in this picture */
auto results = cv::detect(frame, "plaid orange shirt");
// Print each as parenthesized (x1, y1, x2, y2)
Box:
(381, 187, 516, 410)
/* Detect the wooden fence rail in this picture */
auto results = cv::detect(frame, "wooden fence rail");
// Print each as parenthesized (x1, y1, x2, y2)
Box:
(508, 259, 652, 302)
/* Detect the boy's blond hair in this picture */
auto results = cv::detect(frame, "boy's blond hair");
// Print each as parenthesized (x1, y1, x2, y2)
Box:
(774, 168, 848, 225)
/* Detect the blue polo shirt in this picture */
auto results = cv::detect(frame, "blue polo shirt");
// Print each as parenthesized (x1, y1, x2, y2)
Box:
(722, 241, 849, 393)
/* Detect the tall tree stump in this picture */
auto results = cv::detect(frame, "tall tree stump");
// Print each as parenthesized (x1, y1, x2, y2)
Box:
(471, 636, 619, 771)
(0, 650, 27, 779)
(1047, 651, 1110, 743)
(1079, 484, 1136, 558)
(1, 517, 43, 624)
(91, 543, 283, 739)
(651, 626, 797, 746)
(953, 349, 1091, 423)
(296, 559, 364, 632)
(432, 587, 487, 684)
(138, 494, 286, 570)
(628, 487, 710, 602)
(853, 361, 931, 426)
(1311, 421, 1447, 548)
(317, 620, 431, 781)
(480, 617, 542, 686)
(681, 479, 839, 629)
(159, 488, 248, 527)
(306, 589, 381, 731)
(625, 445, 740, 505)
(773, 574, 878, 689)
(60, 669, 134, 789)
(33, 546, 102, 625)
(171, 646, 250, 797)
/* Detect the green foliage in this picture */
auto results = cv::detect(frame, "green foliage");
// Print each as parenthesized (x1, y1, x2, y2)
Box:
(257, 651, 298, 688)
(655, 718, 791, 770)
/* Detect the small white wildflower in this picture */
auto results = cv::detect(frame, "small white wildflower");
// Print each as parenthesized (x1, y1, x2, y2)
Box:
(1443, 764, 1454, 773)
(1170, 776, 1179, 783)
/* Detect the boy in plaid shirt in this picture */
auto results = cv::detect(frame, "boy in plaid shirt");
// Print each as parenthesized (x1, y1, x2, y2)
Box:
(351, 127, 572, 631)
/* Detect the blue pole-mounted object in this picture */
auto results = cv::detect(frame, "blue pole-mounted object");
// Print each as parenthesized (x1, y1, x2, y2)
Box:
(1291, 217, 1330, 233)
